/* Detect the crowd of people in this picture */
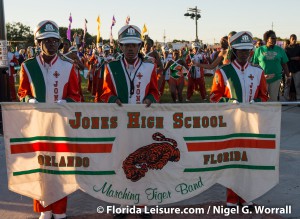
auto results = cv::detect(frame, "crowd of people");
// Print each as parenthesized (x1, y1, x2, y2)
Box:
(5, 19, 300, 219)
(7, 26, 300, 104)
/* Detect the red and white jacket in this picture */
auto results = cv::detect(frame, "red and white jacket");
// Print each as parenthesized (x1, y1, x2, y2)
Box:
(8, 51, 19, 76)
(18, 54, 81, 103)
(101, 57, 159, 104)
(210, 60, 269, 103)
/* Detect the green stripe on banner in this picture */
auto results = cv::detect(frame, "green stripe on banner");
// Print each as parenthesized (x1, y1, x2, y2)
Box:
(10, 136, 115, 143)
(13, 169, 116, 176)
(184, 164, 275, 172)
(184, 133, 275, 141)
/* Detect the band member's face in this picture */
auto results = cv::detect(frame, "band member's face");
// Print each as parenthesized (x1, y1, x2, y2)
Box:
(40, 37, 60, 56)
(236, 49, 251, 64)
(120, 43, 141, 63)
(173, 51, 179, 60)
(144, 41, 152, 52)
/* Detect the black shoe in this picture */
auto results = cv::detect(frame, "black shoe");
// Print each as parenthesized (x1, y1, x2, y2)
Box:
(140, 212, 152, 219)
(113, 213, 128, 219)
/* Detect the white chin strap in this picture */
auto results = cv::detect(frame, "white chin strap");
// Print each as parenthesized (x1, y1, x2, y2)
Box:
(231, 48, 237, 58)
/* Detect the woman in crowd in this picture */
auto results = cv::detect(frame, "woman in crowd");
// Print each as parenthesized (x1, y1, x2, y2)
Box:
(252, 30, 290, 101)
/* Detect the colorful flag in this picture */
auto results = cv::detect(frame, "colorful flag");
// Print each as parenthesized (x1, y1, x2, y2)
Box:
(170, 62, 189, 79)
(111, 15, 116, 30)
(110, 15, 116, 46)
(125, 16, 130, 25)
(142, 24, 148, 35)
(67, 13, 72, 41)
(96, 16, 101, 43)
(83, 19, 88, 38)
(69, 13, 72, 23)
(82, 19, 88, 48)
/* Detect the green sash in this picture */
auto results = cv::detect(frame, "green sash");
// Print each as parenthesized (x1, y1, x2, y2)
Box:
(221, 64, 243, 102)
(107, 60, 129, 103)
(24, 58, 46, 102)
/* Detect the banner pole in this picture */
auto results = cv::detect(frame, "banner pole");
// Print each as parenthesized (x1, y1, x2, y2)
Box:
(0, 0, 10, 135)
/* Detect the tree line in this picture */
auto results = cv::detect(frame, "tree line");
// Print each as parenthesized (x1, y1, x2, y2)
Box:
(6, 22, 109, 48)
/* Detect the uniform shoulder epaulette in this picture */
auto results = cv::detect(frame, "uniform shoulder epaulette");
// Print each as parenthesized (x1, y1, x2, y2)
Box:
(23, 57, 36, 64)
(58, 53, 73, 64)
(142, 58, 155, 64)
(250, 63, 262, 69)
(219, 63, 231, 69)
(109, 59, 120, 64)
(107, 59, 120, 67)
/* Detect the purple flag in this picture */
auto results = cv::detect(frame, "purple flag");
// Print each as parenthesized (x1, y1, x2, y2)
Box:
(69, 13, 72, 23)
(67, 13, 72, 41)
(82, 19, 88, 47)
(111, 15, 116, 30)
(84, 19, 88, 37)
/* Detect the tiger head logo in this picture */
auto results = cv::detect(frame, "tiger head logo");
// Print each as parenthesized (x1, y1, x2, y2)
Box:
(122, 132, 180, 182)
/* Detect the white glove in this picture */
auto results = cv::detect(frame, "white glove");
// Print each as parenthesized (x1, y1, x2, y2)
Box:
(57, 99, 67, 104)
(249, 100, 255, 104)
(232, 100, 239, 104)
(28, 98, 38, 103)
(10, 63, 15, 67)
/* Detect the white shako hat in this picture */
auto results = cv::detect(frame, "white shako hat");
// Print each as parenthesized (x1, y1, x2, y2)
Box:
(34, 20, 60, 40)
(102, 44, 110, 51)
(118, 25, 143, 44)
(230, 31, 254, 50)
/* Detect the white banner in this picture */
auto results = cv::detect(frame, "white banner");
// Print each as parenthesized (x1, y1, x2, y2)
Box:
(2, 103, 281, 206)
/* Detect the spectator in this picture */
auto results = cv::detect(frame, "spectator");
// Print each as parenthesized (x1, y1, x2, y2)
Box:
(18, 49, 26, 64)
(252, 30, 290, 101)
(255, 39, 263, 48)
(285, 34, 300, 101)
(7, 45, 18, 101)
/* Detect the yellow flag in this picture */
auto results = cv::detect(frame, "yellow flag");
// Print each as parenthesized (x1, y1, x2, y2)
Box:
(97, 16, 101, 43)
(142, 24, 147, 35)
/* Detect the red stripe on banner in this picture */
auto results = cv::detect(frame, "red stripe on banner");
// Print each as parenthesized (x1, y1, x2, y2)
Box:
(11, 142, 113, 154)
(187, 139, 275, 151)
